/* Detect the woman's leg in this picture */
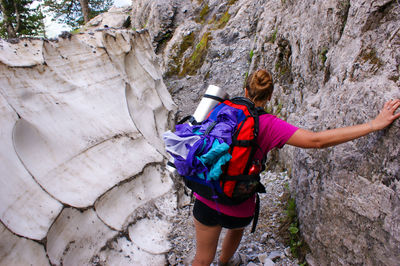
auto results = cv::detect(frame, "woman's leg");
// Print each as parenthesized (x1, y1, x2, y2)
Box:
(192, 218, 222, 266)
(219, 227, 245, 264)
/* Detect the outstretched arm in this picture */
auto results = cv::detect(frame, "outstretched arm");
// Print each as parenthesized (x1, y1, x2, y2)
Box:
(287, 99, 400, 149)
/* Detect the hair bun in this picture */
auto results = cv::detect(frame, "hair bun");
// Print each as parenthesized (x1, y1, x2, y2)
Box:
(254, 70, 272, 87)
(246, 69, 274, 103)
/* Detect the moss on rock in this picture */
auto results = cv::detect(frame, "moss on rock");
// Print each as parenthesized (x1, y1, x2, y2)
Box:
(180, 32, 211, 76)
(215, 10, 231, 29)
(360, 48, 383, 69)
(196, 4, 210, 24)
(165, 32, 196, 77)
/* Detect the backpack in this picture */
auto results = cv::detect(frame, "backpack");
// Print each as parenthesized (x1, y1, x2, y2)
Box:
(163, 97, 266, 231)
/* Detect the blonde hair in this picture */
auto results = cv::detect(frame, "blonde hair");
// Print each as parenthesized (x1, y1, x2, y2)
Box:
(245, 69, 274, 103)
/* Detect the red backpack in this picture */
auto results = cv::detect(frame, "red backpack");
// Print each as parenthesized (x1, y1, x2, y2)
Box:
(166, 97, 267, 231)
(181, 97, 266, 206)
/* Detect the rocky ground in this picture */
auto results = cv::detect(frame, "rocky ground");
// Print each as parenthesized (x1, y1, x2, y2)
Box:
(167, 171, 302, 266)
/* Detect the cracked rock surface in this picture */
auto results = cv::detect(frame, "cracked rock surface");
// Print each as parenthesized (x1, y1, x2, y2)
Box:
(132, 0, 400, 264)
(0, 29, 177, 265)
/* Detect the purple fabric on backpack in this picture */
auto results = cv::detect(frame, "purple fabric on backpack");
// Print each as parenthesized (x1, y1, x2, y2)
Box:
(173, 138, 207, 176)
(198, 106, 239, 145)
(165, 105, 240, 177)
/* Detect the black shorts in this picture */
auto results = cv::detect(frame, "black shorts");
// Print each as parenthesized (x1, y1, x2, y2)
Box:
(193, 199, 253, 229)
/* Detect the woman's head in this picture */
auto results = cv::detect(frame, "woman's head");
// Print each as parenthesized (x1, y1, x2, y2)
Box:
(245, 69, 274, 105)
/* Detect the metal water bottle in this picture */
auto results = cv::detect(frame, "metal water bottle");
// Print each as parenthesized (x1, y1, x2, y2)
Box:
(165, 85, 229, 173)
(191, 85, 229, 124)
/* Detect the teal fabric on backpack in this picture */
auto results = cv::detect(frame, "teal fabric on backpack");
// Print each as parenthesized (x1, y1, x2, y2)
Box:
(197, 140, 232, 181)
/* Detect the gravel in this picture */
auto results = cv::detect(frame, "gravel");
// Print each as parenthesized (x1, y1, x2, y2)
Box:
(167, 171, 301, 266)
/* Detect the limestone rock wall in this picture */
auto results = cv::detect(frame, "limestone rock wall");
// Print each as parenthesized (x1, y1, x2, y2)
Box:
(132, 0, 400, 264)
(1, 0, 399, 264)
(0, 29, 177, 265)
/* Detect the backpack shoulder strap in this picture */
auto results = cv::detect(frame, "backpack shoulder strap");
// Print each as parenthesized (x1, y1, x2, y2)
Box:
(256, 107, 267, 116)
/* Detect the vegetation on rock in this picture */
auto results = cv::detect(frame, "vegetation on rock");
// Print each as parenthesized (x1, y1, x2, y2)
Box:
(279, 183, 309, 263)
(165, 32, 196, 77)
(180, 31, 211, 76)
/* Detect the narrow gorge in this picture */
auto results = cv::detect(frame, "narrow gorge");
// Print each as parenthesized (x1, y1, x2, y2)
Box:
(0, 0, 399, 265)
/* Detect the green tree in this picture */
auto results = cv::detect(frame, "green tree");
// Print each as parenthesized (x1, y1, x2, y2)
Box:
(0, 0, 45, 39)
(43, 0, 113, 29)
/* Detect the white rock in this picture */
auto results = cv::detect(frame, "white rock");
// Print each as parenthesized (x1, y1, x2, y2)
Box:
(268, 250, 282, 261)
(95, 164, 174, 230)
(261, 232, 270, 243)
(0, 27, 177, 265)
(263, 258, 275, 266)
(129, 217, 172, 255)
(35, 135, 162, 207)
(86, 7, 131, 29)
(258, 253, 268, 263)
(102, 30, 176, 155)
(0, 39, 44, 67)
(95, 236, 166, 266)
(152, 189, 178, 217)
(0, 94, 62, 240)
(0, 223, 50, 265)
(284, 247, 291, 257)
(46, 208, 117, 265)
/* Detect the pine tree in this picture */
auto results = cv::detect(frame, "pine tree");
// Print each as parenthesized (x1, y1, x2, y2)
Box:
(0, 0, 45, 39)
(43, 0, 113, 29)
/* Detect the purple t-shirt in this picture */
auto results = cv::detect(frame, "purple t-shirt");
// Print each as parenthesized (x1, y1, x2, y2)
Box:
(195, 114, 299, 217)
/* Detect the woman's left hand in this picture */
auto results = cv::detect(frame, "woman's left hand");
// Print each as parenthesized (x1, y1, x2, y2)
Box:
(370, 99, 400, 131)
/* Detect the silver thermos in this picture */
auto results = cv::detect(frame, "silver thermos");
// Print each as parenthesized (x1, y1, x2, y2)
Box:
(192, 85, 229, 124)
(165, 85, 229, 173)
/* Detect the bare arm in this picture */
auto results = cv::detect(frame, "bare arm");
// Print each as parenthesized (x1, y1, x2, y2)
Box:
(287, 99, 400, 149)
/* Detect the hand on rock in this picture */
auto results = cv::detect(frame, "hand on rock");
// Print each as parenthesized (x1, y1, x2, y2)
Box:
(370, 99, 400, 131)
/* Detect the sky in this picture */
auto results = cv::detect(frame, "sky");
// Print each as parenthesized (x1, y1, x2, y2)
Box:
(114, 0, 132, 7)
(45, 0, 132, 38)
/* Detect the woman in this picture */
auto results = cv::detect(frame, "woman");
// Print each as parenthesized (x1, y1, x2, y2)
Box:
(192, 69, 400, 266)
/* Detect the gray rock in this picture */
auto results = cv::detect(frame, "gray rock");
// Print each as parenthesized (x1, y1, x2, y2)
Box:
(260, 233, 270, 243)
(138, 0, 400, 264)
(268, 238, 276, 246)
(263, 258, 275, 266)
(267, 251, 282, 261)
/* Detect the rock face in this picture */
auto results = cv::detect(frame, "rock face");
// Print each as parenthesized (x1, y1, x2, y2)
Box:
(0, 29, 176, 265)
(1, 1, 399, 265)
(132, 0, 400, 264)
